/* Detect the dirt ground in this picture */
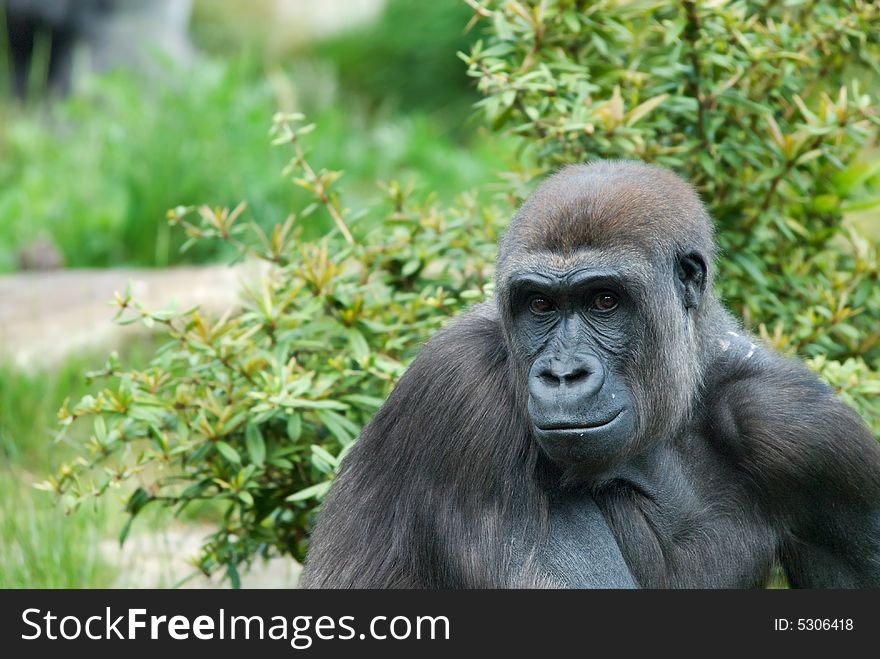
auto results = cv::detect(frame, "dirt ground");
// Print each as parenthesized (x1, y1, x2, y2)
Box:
(103, 524, 302, 588)
(0, 264, 257, 368)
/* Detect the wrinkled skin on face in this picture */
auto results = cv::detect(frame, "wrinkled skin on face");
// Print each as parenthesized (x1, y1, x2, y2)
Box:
(510, 267, 638, 469)
(509, 257, 706, 476)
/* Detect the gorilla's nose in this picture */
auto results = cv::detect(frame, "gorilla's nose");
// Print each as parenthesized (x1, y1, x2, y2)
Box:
(538, 361, 592, 387)
(529, 354, 605, 406)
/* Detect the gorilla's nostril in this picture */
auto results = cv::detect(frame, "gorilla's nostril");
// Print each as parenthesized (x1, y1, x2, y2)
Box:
(563, 367, 591, 384)
(538, 365, 592, 388)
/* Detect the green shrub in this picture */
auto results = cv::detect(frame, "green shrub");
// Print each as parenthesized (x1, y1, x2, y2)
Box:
(51, 1, 880, 583)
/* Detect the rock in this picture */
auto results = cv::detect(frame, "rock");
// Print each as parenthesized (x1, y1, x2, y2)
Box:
(16, 234, 64, 271)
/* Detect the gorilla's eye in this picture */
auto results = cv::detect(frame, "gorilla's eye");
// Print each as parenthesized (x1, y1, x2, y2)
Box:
(590, 292, 618, 312)
(528, 296, 556, 315)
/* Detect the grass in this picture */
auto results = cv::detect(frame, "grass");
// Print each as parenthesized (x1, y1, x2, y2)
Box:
(0, 340, 162, 587)
(0, 399, 111, 586)
(0, 351, 110, 588)
(0, 355, 99, 470)
(0, 472, 114, 588)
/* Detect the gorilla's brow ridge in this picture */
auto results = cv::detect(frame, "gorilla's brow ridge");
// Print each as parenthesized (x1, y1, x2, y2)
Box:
(508, 268, 627, 295)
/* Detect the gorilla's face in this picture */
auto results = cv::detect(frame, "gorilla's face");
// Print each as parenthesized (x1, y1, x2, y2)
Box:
(508, 265, 639, 474)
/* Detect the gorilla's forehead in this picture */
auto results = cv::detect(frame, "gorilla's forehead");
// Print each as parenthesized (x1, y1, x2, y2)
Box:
(503, 161, 713, 260)
(506, 245, 656, 288)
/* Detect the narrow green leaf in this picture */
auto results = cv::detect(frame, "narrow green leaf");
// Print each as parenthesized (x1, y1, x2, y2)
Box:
(285, 481, 332, 502)
(215, 441, 241, 464)
(348, 329, 370, 362)
(227, 563, 241, 589)
(245, 423, 266, 466)
(125, 487, 152, 515)
(119, 516, 134, 547)
(287, 398, 348, 410)
(341, 394, 385, 410)
(625, 93, 669, 127)
(316, 410, 358, 445)
(402, 258, 421, 277)
(287, 414, 302, 442)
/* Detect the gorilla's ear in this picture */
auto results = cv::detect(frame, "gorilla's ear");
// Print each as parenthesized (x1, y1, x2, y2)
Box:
(675, 252, 707, 311)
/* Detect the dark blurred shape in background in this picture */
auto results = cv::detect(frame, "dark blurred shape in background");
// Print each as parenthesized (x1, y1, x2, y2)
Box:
(2, 0, 195, 99)
(3, 0, 109, 97)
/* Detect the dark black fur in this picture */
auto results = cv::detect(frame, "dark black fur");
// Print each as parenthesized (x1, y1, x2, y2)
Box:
(303, 161, 880, 588)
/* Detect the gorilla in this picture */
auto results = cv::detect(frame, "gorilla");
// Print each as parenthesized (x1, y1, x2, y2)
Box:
(303, 161, 880, 588)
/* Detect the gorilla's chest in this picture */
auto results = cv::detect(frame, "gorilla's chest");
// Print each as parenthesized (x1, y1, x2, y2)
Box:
(596, 445, 779, 588)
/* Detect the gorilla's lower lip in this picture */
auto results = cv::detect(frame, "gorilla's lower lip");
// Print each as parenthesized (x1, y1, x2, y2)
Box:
(535, 409, 624, 433)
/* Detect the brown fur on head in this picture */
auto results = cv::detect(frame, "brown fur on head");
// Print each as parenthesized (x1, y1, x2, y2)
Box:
(497, 161, 715, 276)
(495, 161, 720, 460)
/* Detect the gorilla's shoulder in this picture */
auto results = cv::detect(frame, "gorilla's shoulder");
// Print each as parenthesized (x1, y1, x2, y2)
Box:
(378, 301, 513, 418)
(704, 342, 880, 498)
(417, 302, 509, 374)
(353, 300, 527, 470)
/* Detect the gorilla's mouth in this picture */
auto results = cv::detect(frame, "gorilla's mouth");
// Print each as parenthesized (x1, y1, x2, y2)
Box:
(532, 408, 634, 470)
(534, 408, 625, 433)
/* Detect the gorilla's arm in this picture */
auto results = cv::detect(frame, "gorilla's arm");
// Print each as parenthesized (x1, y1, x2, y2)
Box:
(302, 304, 634, 588)
(710, 355, 880, 587)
